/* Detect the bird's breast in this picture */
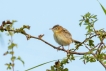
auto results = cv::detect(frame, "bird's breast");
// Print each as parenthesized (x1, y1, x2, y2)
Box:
(53, 32, 72, 46)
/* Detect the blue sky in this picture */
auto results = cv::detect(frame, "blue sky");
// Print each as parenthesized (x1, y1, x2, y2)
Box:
(0, 0, 106, 71)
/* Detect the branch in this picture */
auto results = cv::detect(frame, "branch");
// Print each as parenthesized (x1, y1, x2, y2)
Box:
(0, 28, 89, 55)
(84, 44, 106, 69)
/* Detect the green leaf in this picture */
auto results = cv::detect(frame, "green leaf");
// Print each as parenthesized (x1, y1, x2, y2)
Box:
(97, 0, 106, 15)
(8, 31, 14, 36)
(17, 56, 25, 65)
(11, 56, 16, 61)
(70, 55, 75, 61)
(25, 60, 57, 71)
(51, 66, 55, 71)
(89, 57, 96, 62)
(64, 68, 68, 71)
(5, 63, 12, 70)
(8, 43, 17, 50)
(12, 20, 17, 23)
(104, 61, 106, 64)
(9, 51, 14, 55)
(79, 19, 84, 26)
(61, 58, 68, 64)
(86, 12, 90, 17)
(85, 26, 89, 29)
(89, 40, 94, 46)
(7, 66, 11, 70)
(79, 22, 82, 26)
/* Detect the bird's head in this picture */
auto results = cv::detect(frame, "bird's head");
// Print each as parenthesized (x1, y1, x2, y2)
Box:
(50, 25, 63, 33)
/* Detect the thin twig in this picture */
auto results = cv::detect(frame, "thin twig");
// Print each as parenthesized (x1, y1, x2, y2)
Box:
(11, 35, 14, 71)
(84, 44, 106, 68)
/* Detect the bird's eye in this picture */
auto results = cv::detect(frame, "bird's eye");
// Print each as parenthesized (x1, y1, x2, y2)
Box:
(55, 27, 58, 30)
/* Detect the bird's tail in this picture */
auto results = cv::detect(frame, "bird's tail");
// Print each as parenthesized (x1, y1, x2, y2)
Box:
(73, 39, 82, 51)
(73, 39, 81, 44)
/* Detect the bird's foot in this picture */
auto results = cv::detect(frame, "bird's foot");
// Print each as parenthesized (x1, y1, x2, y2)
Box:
(56, 46, 61, 51)
(62, 46, 65, 50)
(66, 49, 70, 53)
(56, 46, 65, 51)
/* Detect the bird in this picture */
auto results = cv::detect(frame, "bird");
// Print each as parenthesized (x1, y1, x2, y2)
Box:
(50, 25, 81, 51)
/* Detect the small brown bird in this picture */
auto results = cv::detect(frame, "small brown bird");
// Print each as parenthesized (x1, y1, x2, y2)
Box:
(50, 25, 81, 51)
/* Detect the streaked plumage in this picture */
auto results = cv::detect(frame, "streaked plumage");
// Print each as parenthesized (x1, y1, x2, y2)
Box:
(51, 25, 80, 50)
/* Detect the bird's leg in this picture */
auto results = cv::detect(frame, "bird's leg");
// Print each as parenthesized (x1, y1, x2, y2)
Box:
(57, 46, 64, 51)
(62, 46, 64, 49)
(68, 45, 70, 50)
(67, 45, 70, 53)
(56, 46, 61, 51)
(58, 46, 61, 49)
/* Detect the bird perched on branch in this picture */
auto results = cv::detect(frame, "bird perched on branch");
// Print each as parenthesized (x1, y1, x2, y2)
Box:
(50, 25, 81, 51)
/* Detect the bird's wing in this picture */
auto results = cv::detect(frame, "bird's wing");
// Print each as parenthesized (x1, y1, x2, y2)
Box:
(62, 28, 72, 39)
(63, 28, 81, 43)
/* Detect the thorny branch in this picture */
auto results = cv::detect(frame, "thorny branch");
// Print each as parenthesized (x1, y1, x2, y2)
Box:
(84, 44, 106, 69)
(0, 27, 89, 55)
(1, 20, 106, 69)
